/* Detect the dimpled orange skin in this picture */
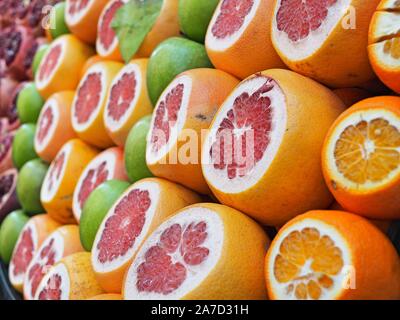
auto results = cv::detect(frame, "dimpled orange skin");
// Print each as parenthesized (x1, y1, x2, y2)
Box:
(265, 210, 400, 300)
(322, 96, 400, 220)
(333, 88, 372, 108)
(271, 0, 381, 88)
(93, 178, 202, 294)
(204, 69, 345, 227)
(205, 0, 285, 80)
(148, 68, 239, 194)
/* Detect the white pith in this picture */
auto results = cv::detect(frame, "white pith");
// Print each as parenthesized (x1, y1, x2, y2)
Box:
(267, 218, 352, 300)
(271, 0, 351, 61)
(205, 0, 260, 51)
(379, 0, 400, 10)
(34, 98, 59, 153)
(23, 231, 64, 300)
(34, 263, 70, 300)
(72, 149, 117, 221)
(146, 75, 192, 165)
(91, 180, 160, 274)
(370, 39, 400, 69)
(9, 222, 38, 286)
(324, 109, 400, 192)
(40, 141, 72, 203)
(71, 64, 107, 132)
(201, 76, 287, 194)
(124, 207, 224, 300)
(371, 12, 400, 43)
(65, 0, 93, 26)
(104, 62, 142, 131)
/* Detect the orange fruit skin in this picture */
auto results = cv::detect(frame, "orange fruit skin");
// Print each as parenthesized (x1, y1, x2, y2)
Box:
(36, 34, 94, 99)
(271, 0, 381, 88)
(35, 91, 78, 163)
(205, 69, 345, 227)
(94, 178, 201, 294)
(43, 139, 99, 224)
(148, 68, 239, 194)
(265, 210, 400, 300)
(333, 88, 372, 108)
(88, 293, 122, 300)
(205, 0, 285, 80)
(322, 96, 400, 220)
(66, 0, 109, 44)
(80, 55, 107, 79)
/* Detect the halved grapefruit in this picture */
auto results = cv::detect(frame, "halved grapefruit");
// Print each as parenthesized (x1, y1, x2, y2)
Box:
(146, 68, 239, 194)
(123, 203, 269, 300)
(271, 0, 380, 87)
(40, 139, 99, 224)
(96, 0, 125, 61)
(34, 91, 77, 163)
(9, 214, 60, 293)
(322, 96, 400, 220)
(72, 147, 128, 222)
(65, 0, 109, 44)
(265, 210, 400, 300)
(205, 0, 285, 79)
(91, 177, 201, 293)
(23, 225, 83, 300)
(34, 252, 103, 300)
(201, 69, 345, 227)
(104, 59, 153, 146)
(71, 61, 123, 148)
(80, 55, 107, 79)
(35, 34, 93, 99)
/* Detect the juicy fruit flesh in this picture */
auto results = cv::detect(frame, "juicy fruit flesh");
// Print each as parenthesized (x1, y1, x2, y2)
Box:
(136, 221, 210, 295)
(37, 106, 54, 144)
(276, 0, 338, 42)
(78, 162, 109, 210)
(74, 73, 102, 124)
(99, 0, 124, 50)
(0, 134, 13, 162)
(151, 84, 184, 152)
(210, 76, 274, 180)
(211, 0, 254, 38)
(11, 227, 34, 277)
(0, 173, 13, 202)
(96, 189, 151, 264)
(38, 274, 62, 300)
(38, 44, 62, 82)
(383, 37, 400, 59)
(107, 72, 137, 122)
(334, 117, 400, 184)
(46, 152, 65, 192)
(273, 227, 344, 300)
(68, 0, 90, 16)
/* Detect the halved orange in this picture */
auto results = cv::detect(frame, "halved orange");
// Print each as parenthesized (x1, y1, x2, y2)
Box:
(265, 210, 400, 300)
(322, 96, 400, 220)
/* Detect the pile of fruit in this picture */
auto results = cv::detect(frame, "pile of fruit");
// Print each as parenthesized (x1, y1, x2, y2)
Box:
(0, 0, 400, 300)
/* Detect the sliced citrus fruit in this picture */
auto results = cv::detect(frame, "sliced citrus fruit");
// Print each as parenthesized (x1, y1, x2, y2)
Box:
(205, 0, 285, 79)
(91, 177, 201, 293)
(123, 203, 269, 300)
(88, 293, 122, 300)
(368, 0, 400, 94)
(271, 0, 380, 87)
(71, 61, 123, 148)
(34, 252, 104, 300)
(34, 91, 77, 163)
(333, 88, 372, 108)
(265, 210, 400, 300)
(72, 147, 128, 222)
(80, 55, 107, 79)
(96, 0, 125, 62)
(35, 34, 93, 99)
(9, 214, 60, 293)
(201, 69, 345, 226)
(40, 139, 99, 224)
(104, 59, 153, 146)
(146, 68, 239, 194)
(322, 96, 400, 219)
(65, 0, 109, 44)
(23, 225, 83, 300)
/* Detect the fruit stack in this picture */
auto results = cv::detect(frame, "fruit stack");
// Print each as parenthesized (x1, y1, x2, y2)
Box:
(0, 0, 400, 301)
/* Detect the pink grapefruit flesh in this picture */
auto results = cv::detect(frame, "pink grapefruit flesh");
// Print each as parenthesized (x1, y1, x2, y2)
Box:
(38, 44, 62, 83)
(98, 0, 124, 51)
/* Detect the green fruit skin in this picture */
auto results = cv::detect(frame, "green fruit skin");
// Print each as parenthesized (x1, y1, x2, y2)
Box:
(49, 2, 70, 39)
(124, 115, 154, 182)
(80, 180, 130, 251)
(12, 124, 38, 170)
(147, 37, 213, 105)
(0, 210, 29, 263)
(179, 0, 219, 43)
(32, 44, 49, 76)
(16, 82, 44, 124)
(16, 159, 48, 215)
